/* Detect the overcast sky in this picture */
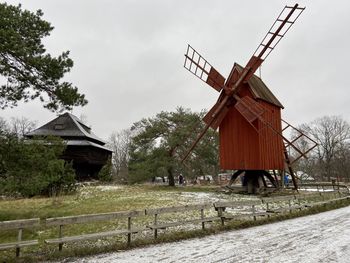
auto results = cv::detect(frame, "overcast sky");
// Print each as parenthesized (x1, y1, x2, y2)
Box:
(2, 0, 350, 140)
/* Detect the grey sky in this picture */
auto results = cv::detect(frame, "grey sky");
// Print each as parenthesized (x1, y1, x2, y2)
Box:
(1, 0, 350, 140)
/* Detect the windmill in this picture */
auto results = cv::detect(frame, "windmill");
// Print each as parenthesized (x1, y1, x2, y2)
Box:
(182, 4, 317, 193)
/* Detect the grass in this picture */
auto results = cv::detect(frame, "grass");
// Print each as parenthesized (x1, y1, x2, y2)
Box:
(0, 184, 349, 262)
(0, 184, 221, 221)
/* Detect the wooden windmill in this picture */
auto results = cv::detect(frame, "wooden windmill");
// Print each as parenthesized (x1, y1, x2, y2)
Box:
(182, 4, 317, 193)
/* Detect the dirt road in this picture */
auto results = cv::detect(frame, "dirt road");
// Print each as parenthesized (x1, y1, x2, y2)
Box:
(74, 206, 350, 263)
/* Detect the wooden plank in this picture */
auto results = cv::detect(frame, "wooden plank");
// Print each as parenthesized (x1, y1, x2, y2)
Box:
(0, 218, 40, 230)
(45, 227, 146, 244)
(0, 240, 38, 250)
(145, 203, 212, 215)
(45, 210, 144, 226)
(261, 195, 295, 203)
(148, 216, 221, 230)
(214, 200, 261, 208)
(223, 211, 271, 220)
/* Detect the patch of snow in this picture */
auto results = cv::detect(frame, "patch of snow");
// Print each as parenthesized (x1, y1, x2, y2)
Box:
(94, 185, 124, 191)
(178, 191, 258, 204)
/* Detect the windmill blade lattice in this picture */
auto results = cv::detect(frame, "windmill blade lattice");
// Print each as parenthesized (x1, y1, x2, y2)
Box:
(184, 45, 226, 92)
(253, 5, 305, 61)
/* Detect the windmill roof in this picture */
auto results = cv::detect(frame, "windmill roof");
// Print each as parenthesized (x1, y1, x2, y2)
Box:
(234, 63, 284, 108)
(26, 112, 107, 146)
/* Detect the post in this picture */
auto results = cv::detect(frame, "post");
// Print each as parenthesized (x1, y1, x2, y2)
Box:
(154, 214, 158, 239)
(320, 192, 325, 201)
(16, 228, 23, 257)
(296, 195, 302, 211)
(127, 217, 132, 245)
(59, 225, 63, 251)
(217, 207, 224, 226)
(288, 199, 292, 214)
(252, 205, 256, 221)
(266, 202, 270, 218)
(201, 209, 205, 230)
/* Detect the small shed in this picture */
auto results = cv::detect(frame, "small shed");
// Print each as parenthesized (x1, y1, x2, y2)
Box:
(219, 63, 285, 170)
(26, 113, 112, 179)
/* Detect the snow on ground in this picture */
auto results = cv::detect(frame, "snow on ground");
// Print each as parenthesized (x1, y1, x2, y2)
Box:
(94, 185, 125, 191)
(69, 206, 350, 263)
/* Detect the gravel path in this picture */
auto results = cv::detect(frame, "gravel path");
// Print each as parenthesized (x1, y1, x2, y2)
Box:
(72, 206, 350, 263)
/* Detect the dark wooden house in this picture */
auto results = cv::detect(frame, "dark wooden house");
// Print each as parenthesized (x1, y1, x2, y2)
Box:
(26, 113, 112, 179)
(219, 63, 285, 171)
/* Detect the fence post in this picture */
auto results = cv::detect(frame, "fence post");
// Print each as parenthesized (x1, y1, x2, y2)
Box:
(16, 228, 22, 257)
(127, 217, 132, 245)
(252, 205, 256, 221)
(201, 209, 205, 230)
(59, 225, 63, 251)
(266, 202, 270, 218)
(288, 199, 292, 213)
(217, 207, 224, 226)
(154, 214, 158, 239)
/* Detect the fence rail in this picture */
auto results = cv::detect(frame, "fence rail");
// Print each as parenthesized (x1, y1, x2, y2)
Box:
(1, 191, 349, 258)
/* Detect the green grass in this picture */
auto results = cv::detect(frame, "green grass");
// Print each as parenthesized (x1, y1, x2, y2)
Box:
(0, 184, 349, 262)
(0, 185, 219, 221)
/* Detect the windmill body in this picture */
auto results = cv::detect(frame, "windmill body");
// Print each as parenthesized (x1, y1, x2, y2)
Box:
(219, 64, 284, 171)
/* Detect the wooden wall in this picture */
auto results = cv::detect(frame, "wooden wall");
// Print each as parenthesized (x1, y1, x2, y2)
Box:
(219, 85, 284, 170)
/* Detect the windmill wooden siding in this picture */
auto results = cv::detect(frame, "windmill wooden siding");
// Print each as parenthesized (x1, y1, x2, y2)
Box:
(219, 65, 284, 170)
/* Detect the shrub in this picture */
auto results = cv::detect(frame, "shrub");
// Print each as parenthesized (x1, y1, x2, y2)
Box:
(98, 157, 113, 182)
(0, 135, 76, 197)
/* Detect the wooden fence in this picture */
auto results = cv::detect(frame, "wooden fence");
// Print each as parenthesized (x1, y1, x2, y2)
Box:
(1, 191, 349, 257)
(297, 182, 349, 193)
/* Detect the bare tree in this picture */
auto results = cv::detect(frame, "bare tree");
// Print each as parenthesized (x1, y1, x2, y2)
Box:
(300, 116, 350, 181)
(107, 129, 131, 183)
(10, 117, 37, 138)
(0, 117, 9, 135)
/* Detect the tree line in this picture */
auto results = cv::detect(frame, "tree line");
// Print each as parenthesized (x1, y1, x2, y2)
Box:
(108, 111, 350, 185)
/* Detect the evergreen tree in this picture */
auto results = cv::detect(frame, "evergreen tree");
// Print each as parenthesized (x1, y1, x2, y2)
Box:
(0, 135, 76, 197)
(129, 107, 219, 186)
(0, 3, 87, 111)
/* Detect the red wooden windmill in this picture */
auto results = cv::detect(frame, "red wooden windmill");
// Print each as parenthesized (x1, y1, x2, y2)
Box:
(182, 4, 316, 193)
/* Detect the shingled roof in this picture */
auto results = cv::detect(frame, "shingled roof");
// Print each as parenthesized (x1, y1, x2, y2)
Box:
(26, 112, 108, 147)
(234, 63, 284, 108)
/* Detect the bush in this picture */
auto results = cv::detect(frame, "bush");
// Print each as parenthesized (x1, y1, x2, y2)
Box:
(0, 135, 76, 197)
(98, 157, 113, 182)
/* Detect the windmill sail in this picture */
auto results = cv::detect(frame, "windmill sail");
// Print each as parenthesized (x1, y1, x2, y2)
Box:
(184, 45, 225, 92)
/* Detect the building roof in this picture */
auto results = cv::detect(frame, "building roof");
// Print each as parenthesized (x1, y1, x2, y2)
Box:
(26, 112, 107, 146)
(66, 140, 112, 152)
(234, 63, 284, 108)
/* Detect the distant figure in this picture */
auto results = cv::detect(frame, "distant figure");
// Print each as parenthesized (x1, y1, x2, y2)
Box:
(179, 174, 184, 185)
(284, 174, 289, 187)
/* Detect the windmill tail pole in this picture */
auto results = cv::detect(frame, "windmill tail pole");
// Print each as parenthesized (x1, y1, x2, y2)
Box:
(284, 148, 298, 191)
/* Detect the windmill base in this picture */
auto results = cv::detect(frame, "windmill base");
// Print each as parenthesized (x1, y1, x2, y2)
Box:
(229, 170, 278, 194)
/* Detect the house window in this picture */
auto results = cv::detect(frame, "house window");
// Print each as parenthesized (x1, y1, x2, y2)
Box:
(54, 124, 65, 130)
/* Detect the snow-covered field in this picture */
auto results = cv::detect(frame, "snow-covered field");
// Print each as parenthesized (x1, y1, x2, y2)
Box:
(69, 205, 350, 263)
